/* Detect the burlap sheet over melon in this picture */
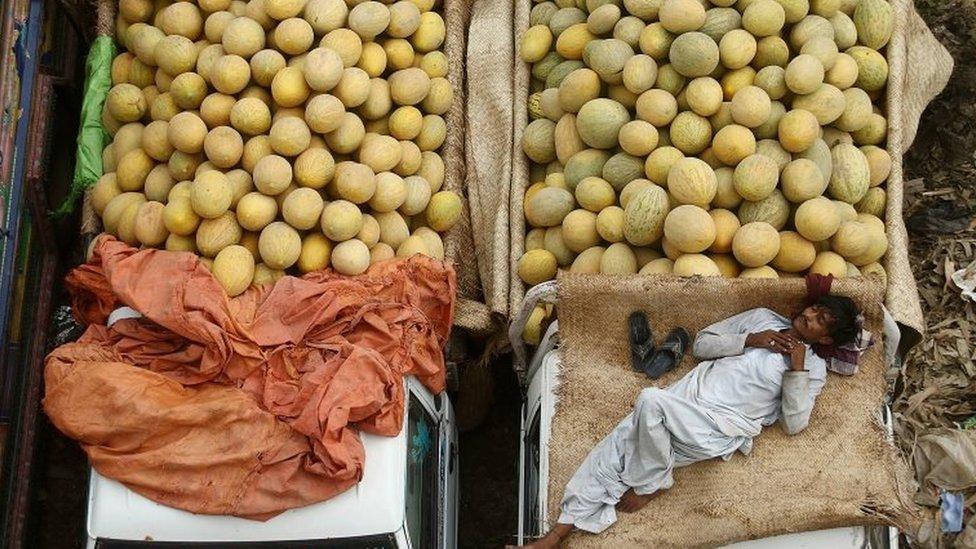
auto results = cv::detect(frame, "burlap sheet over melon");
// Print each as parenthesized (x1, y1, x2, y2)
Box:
(481, 0, 953, 343)
(550, 274, 921, 548)
(81, 0, 495, 333)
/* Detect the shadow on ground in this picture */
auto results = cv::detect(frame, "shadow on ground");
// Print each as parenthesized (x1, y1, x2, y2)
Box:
(457, 361, 521, 549)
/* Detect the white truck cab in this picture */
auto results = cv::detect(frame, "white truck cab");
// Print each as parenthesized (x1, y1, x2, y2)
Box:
(511, 284, 900, 548)
(84, 374, 458, 549)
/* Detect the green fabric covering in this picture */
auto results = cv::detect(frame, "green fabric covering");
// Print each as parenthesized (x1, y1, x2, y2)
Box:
(54, 35, 116, 217)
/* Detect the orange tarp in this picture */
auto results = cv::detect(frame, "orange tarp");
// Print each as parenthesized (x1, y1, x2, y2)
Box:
(43, 236, 455, 518)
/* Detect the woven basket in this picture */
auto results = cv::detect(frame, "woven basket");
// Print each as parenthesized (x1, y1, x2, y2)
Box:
(79, 0, 494, 334)
(493, 0, 953, 365)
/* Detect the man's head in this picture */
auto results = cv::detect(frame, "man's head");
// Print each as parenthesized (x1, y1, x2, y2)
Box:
(792, 295, 860, 346)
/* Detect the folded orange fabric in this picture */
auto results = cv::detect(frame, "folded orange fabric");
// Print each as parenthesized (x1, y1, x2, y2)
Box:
(43, 236, 456, 518)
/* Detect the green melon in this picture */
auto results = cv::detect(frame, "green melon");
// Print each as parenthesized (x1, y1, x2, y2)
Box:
(623, 184, 670, 246)
(576, 98, 630, 149)
(738, 189, 790, 229)
(668, 32, 719, 78)
(565, 148, 612, 190)
(828, 143, 871, 204)
(853, 0, 894, 49)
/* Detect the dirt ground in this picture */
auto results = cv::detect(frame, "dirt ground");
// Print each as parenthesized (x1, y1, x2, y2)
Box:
(895, 0, 976, 543)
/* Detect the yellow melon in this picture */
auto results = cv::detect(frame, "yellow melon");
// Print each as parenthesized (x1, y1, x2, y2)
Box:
(732, 221, 781, 267)
(664, 205, 716, 253)
(673, 253, 721, 276)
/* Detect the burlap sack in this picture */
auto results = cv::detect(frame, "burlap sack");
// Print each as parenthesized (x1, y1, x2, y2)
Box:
(549, 274, 921, 547)
(463, 0, 519, 325)
(882, 0, 953, 346)
(497, 0, 953, 348)
(80, 0, 492, 332)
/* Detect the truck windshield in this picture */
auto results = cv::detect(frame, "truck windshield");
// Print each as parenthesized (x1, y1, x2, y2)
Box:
(94, 534, 398, 549)
(405, 393, 439, 548)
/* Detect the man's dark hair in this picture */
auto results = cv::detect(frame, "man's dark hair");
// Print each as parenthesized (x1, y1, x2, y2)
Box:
(817, 295, 860, 346)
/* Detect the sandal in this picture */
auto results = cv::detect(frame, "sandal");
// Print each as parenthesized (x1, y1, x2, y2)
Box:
(641, 327, 690, 379)
(628, 311, 654, 371)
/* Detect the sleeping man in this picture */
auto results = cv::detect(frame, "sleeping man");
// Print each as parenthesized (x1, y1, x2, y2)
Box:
(508, 294, 864, 549)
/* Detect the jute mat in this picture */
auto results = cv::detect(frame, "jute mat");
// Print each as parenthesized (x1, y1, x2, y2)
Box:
(549, 274, 921, 548)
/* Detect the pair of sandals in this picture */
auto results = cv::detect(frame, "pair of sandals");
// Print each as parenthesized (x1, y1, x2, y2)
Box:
(628, 311, 690, 379)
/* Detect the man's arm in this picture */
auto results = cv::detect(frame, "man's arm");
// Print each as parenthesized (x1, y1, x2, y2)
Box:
(693, 309, 792, 359)
(780, 346, 825, 435)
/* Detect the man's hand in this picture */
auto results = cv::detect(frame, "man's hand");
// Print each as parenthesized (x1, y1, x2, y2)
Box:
(616, 488, 654, 513)
(745, 330, 799, 354)
(788, 340, 806, 371)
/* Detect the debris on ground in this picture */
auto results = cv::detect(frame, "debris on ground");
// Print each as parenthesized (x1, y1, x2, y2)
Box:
(895, 0, 976, 544)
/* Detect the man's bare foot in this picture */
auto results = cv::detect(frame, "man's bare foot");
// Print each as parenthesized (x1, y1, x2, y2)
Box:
(616, 488, 655, 513)
(504, 523, 573, 548)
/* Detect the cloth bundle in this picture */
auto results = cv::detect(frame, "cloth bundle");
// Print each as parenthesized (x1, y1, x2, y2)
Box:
(43, 236, 456, 519)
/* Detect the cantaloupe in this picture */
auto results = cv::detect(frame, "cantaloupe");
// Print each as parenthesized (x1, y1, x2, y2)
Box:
(733, 154, 779, 201)
(669, 111, 712, 154)
(740, 265, 779, 278)
(669, 32, 719, 78)
(623, 184, 670, 246)
(543, 227, 575, 267)
(639, 257, 674, 275)
(855, 187, 886, 217)
(785, 53, 825, 95)
(600, 242, 638, 274)
(768, 230, 816, 272)
(778, 108, 820, 153)
(711, 124, 756, 165)
(754, 66, 787, 100)
(329, 239, 369, 275)
(795, 198, 841, 244)
(617, 120, 659, 156)
(212, 245, 255, 296)
(830, 220, 871, 259)
(673, 253, 721, 276)
(518, 249, 558, 285)
(730, 85, 771, 128)
(196, 211, 242, 257)
(847, 46, 889, 92)
(561, 209, 600, 253)
(566, 246, 606, 276)
(575, 98, 630, 149)
(622, 55, 658, 95)
(659, 0, 706, 33)
(809, 250, 847, 276)
(321, 199, 365, 242)
(664, 205, 716, 253)
(712, 167, 742, 209)
(667, 157, 716, 207)
(792, 83, 845, 126)
(853, 0, 893, 49)
(602, 152, 644, 191)
(719, 29, 757, 70)
(828, 143, 871, 203)
(235, 191, 277, 232)
(732, 221, 781, 267)
(781, 158, 827, 203)
(191, 170, 233, 219)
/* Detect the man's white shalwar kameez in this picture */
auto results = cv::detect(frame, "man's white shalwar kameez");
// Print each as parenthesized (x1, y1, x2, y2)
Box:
(557, 308, 828, 534)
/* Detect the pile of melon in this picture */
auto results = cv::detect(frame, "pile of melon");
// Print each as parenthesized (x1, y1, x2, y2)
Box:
(92, 0, 461, 296)
(517, 0, 893, 288)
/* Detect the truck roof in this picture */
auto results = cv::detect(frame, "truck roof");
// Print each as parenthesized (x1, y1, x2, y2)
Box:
(87, 424, 407, 542)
